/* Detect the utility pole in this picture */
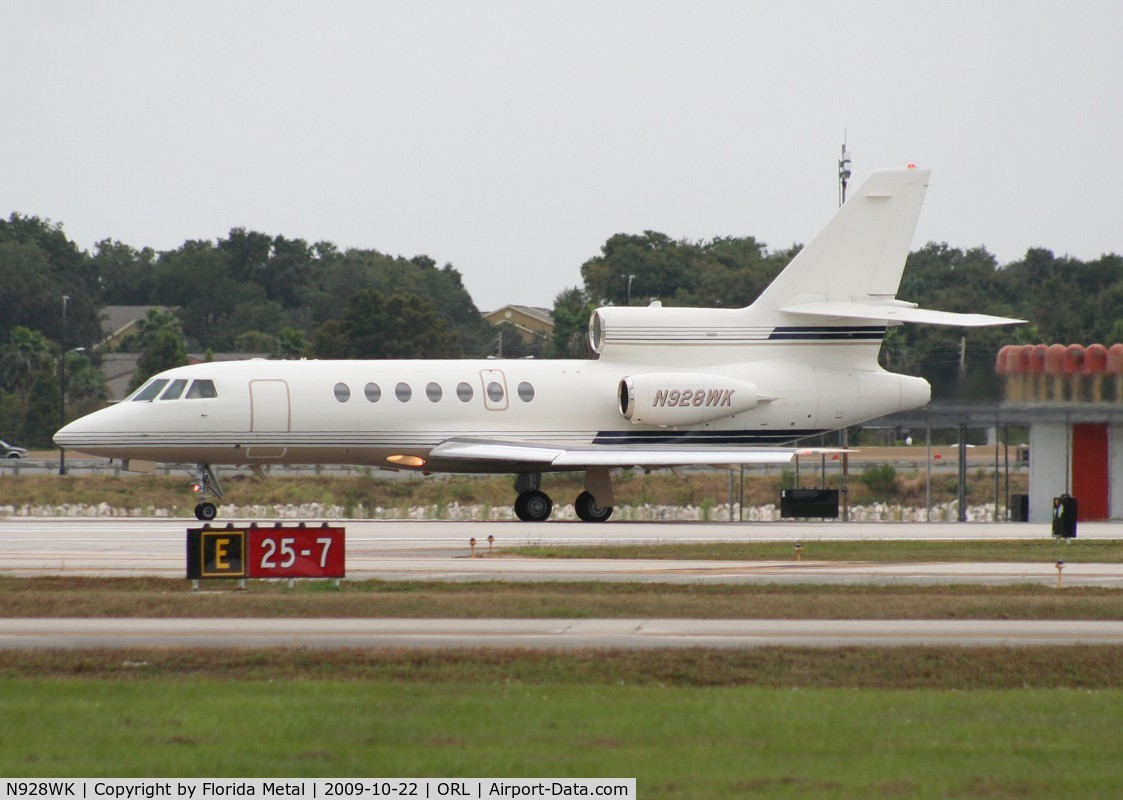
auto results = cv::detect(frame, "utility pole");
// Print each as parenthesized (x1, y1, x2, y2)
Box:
(838, 139, 851, 521)
(58, 294, 69, 476)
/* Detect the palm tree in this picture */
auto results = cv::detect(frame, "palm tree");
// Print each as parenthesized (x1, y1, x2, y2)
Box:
(0, 326, 53, 401)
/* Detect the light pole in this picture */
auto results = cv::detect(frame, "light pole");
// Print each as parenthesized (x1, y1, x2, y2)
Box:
(837, 140, 851, 520)
(620, 273, 636, 306)
(59, 295, 69, 475)
(58, 345, 85, 476)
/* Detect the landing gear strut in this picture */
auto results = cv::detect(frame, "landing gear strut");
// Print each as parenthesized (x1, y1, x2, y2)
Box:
(187, 464, 224, 521)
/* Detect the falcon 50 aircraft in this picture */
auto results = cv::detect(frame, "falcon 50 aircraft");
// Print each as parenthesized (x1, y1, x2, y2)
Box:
(55, 166, 1019, 522)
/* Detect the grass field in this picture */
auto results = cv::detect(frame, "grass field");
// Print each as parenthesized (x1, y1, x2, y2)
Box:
(3, 576, 1123, 620)
(3, 657, 1123, 797)
(3, 534, 1121, 796)
(513, 538, 1121, 563)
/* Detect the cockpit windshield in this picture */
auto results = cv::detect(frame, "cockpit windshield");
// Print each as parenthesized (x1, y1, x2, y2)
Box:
(131, 379, 169, 402)
(130, 377, 218, 401)
(185, 379, 217, 399)
(159, 379, 189, 400)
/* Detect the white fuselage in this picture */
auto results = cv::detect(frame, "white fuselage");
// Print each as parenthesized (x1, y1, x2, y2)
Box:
(55, 350, 930, 473)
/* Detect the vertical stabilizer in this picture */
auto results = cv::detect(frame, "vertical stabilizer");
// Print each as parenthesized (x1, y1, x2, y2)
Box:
(753, 167, 930, 311)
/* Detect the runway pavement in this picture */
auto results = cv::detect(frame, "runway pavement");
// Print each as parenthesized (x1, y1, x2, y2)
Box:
(0, 517, 1119, 585)
(4, 617, 1123, 650)
(3, 517, 1122, 650)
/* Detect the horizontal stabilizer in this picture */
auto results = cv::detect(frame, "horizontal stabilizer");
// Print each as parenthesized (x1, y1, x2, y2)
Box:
(430, 438, 847, 468)
(781, 299, 1024, 327)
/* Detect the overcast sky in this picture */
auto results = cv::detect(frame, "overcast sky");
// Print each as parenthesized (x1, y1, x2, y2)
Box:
(4, 1, 1121, 311)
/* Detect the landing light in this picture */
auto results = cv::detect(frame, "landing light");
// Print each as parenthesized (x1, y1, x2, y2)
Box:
(387, 454, 427, 467)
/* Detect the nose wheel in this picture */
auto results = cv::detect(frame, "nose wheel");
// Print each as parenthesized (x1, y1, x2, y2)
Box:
(185, 464, 224, 521)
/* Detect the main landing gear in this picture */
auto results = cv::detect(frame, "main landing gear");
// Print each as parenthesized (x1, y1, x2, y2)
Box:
(512, 470, 615, 522)
(186, 464, 224, 521)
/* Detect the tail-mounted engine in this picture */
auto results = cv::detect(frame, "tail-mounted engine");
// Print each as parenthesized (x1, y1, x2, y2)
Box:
(589, 303, 765, 366)
(618, 373, 760, 426)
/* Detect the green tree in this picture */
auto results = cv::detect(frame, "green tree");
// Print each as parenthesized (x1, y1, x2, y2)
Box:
(0, 214, 101, 348)
(121, 308, 185, 352)
(21, 368, 62, 447)
(579, 231, 793, 310)
(277, 328, 307, 359)
(130, 328, 189, 391)
(1, 326, 53, 400)
(93, 239, 157, 304)
(491, 322, 549, 359)
(550, 287, 596, 358)
(63, 350, 108, 421)
(312, 289, 459, 359)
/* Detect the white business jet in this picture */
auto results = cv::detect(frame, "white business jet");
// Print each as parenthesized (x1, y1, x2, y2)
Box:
(55, 166, 1020, 522)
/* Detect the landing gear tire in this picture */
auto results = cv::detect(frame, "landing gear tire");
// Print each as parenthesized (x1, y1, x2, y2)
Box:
(514, 490, 553, 522)
(194, 502, 218, 521)
(574, 491, 613, 522)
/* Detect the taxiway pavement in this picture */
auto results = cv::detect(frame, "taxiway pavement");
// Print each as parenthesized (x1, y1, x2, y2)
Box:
(3, 617, 1123, 650)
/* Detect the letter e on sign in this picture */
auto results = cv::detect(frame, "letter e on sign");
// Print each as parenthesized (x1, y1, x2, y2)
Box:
(185, 529, 247, 578)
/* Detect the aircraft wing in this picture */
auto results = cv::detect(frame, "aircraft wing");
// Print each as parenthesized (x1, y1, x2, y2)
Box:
(781, 299, 1024, 327)
(428, 438, 844, 468)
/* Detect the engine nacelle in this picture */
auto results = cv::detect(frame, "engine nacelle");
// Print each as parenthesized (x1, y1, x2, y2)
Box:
(619, 373, 759, 426)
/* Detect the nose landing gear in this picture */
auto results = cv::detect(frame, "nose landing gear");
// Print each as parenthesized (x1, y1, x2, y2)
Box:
(187, 464, 224, 521)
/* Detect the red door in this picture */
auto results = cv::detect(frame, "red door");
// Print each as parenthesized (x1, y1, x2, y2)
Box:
(1071, 423, 1109, 521)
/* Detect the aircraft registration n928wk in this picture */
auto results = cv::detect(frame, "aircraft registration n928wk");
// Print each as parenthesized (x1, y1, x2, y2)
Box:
(55, 166, 1021, 522)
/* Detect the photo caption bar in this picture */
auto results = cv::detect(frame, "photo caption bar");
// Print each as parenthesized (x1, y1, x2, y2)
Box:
(1, 780, 636, 800)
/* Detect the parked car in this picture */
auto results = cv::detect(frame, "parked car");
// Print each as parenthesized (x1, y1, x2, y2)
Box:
(1, 440, 29, 459)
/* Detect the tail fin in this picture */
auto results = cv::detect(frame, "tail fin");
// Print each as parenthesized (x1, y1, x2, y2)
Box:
(755, 166, 1021, 327)
(754, 167, 930, 309)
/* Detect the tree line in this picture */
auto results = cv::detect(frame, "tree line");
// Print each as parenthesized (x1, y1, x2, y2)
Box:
(2, 211, 1121, 446)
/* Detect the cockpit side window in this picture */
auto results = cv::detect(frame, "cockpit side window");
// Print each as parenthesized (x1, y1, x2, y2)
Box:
(132, 379, 170, 402)
(159, 379, 189, 400)
(185, 379, 218, 399)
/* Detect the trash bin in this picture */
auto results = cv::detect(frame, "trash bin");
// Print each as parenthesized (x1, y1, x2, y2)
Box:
(1052, 495, 1077, 538)
(780, 489, 840, 519)
(1010, 494, 1029, 522)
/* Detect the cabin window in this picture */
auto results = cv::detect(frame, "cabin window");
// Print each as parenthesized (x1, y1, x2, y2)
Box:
(132, 379, 169, 402)
(487, 381, 504, 403)
(159, 379, 189, 400)
(333, 382, 350, 403)
(456, 382, 473, 402)
(426, 382, 443, 402)
(517, 381, 535, 402)
(185, 380, 217, 399)
(395, 382, 412, 402)
(365, 382, 382, 402)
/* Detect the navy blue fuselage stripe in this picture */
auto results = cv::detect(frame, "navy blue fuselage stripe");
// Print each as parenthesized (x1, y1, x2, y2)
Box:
(593, 429, 829, 446)
(769, 326, 886, 341)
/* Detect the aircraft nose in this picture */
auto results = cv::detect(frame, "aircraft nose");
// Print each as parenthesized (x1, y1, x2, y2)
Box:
(54, 403, 132, 458)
